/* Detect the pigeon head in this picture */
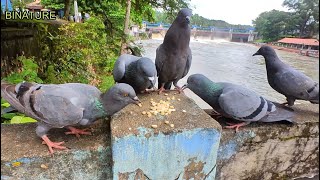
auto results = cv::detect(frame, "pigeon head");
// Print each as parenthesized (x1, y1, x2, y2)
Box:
(176, 8, 192, 25)
(138, 57, 157, 87)
(183, 74, 222, 94)
(253, 45, 277, 57)
(183, 74, 208, 91)
(101, 83, 140, 116)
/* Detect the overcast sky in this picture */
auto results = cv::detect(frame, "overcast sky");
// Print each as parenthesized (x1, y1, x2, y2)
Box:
(189, 0, 289, 25)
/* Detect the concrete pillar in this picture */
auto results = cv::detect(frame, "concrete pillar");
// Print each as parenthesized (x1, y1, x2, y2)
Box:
(111, 92, 222, 180)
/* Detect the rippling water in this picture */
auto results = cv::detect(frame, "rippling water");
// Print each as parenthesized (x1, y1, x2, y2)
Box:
(140, 39, 319, 109)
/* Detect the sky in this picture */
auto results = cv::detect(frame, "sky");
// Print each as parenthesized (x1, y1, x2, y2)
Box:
(189, 0, 289, 25)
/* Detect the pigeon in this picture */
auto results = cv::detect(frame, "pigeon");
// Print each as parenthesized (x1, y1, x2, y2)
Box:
(113, 54, 157, 93)
(1, 81, 140, 153)
(183, 74, 295, 132)
(155, 8, 192, 94)
(253, 45, 319, 106)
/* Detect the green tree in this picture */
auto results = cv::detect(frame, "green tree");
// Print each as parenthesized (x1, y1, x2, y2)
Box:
(41, 0, 64, 9)
(283, 0, 319, 37)
(253, 10, 296, 42)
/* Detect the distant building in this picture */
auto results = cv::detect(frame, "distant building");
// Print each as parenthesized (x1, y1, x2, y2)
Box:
(26, 0, 44, 12)
(276, 38, 319, 50)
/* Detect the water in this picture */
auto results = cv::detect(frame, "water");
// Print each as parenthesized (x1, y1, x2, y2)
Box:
(140, 39, 319, 109)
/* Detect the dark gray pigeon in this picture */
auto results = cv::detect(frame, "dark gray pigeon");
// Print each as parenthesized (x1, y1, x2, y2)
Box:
(113, 54, 157, 93)
(253, 45, 319, 106)
(155, 8, 192, 94)
(183, 74, 295, 132)
(1, 81, 140, 154)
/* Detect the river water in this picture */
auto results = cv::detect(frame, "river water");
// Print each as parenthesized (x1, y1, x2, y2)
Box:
(140, 39, 319, 109)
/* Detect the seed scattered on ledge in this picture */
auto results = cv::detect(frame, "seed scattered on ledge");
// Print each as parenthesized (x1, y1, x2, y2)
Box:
(164, 120, 170, 124)
(182, 110, 186, 113)
(170, 124, 174, 128)
(138, 103, 142, 107)
(142, 111, 147, 115)
(164, 93, 169, 96)
(12, 162, 21, 167)
(40, 164, 48, 169)
(151, 125, 158, 128)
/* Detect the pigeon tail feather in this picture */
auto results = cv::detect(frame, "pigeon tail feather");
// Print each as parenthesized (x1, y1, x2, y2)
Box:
(259, 102, 295, 123)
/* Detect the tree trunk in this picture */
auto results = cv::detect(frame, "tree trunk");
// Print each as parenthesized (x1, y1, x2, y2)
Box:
(120, 0, 131, 55)
(64, 0, 71, 19)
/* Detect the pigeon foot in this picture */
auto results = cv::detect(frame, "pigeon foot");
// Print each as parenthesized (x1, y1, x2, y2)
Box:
(41, 135, 67, 154)
(174, 87, 184, 94)
(65, 126, 92, 138)
(225, 122, 250, 132)
(141, 89, 156, 94)
(158, 87, 169, 94)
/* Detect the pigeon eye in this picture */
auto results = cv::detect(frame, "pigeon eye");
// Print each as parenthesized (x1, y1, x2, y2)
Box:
(123, 93, 128, 97)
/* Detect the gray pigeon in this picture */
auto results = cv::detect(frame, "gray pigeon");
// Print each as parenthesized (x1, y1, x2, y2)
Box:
(1, 81, 140, 153)
(253, 45, 319, 106)
(155, 8, 192, 94)
(113, 54, 157, 93)
(183, 74, 295, 131)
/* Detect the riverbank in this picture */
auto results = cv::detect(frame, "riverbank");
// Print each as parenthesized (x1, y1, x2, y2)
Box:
(252, 42, 319, 58)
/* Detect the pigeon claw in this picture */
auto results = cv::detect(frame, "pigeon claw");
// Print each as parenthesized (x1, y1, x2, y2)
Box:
(158, 87, 168, 94)
(225, 122, 250, 132)
(41, 135, 67, 154)
(174, 87, 184, 94)
(141, 89, 156, 94)
(65, 127, 92, 138)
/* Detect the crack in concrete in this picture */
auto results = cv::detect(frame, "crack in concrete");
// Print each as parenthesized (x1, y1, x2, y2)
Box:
(204, 163, 217, 180)
(174, 172, 181, 180)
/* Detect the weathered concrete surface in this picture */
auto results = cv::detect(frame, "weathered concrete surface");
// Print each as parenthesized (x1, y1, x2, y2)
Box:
(1, 120, 113, 180)
(208, 103, 319, 180)
(111, 91, 222, 180)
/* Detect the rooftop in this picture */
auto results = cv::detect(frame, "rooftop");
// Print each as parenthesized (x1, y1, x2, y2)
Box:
(278, 38, 319, 46)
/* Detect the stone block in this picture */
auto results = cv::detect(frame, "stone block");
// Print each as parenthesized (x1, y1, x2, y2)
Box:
(1, 121, 113, 180)
(212, 104, 319, 180)
(111, 92, 222, 180)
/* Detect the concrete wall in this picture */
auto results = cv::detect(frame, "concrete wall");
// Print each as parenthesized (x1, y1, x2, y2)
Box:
(1, 93, 319, 179)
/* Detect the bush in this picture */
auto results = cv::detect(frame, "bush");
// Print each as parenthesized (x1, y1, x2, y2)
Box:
(48, 16, 116, 86)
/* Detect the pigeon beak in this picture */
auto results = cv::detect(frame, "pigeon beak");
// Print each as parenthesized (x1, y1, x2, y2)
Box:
(181, 83, 188, 90)
(133, 96, 141, 105)
(252, 51, 260, 56)
(186, 16, 190, 24)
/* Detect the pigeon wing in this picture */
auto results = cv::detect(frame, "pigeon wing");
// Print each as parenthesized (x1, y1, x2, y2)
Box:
(218, 85, 269, 121)
(182, 47, 192, 78)
(113, 54, 140, 82)
(32, 86, 84, 127)
(273, 69, 318, 100)
(155, 44, 166, 77)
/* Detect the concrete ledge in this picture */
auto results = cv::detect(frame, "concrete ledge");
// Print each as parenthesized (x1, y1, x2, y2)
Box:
(1, 93, 319, 180)
(210, 103, 319, 180)
(1, 121, 113, 180)
(111, 92, 222, 179)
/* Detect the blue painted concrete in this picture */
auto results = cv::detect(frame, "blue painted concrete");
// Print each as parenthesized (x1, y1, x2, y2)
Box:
(218, 130, 256, 160)
(112, 128, 221, 180)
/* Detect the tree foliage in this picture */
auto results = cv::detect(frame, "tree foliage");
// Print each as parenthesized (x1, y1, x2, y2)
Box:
(283, 0, 319, 37)
(253, 10, 295, 42)
(253, 0, 319, 41)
